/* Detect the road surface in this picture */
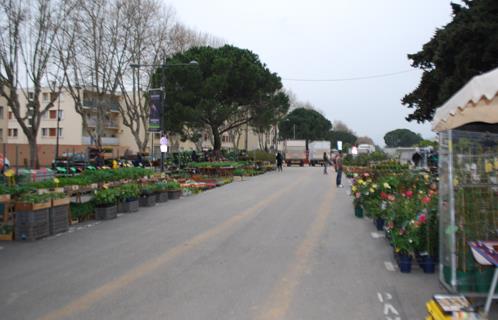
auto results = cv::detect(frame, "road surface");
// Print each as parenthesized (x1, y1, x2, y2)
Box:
(0, 167, 454, 319)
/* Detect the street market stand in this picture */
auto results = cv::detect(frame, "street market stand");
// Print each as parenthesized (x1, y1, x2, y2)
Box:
(432, 67, 498, 313)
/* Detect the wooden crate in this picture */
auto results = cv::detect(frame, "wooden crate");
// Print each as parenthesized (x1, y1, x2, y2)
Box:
(15, 201, 51, 211)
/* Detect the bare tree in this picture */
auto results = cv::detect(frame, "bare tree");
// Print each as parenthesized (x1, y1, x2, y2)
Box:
(58, 0, 130, 149)
(356, 136, 375, 145)
(116, 0, 176, 153)
(0, 0, 72, 168)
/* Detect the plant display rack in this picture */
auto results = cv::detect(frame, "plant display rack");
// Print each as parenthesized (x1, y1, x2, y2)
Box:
(438, 129, 498, 296)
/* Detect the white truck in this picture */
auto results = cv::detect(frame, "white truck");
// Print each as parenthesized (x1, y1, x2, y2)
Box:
(309, 141, 331, 166)
(284, 140, 307, 166)
(357, 144, 376, 154)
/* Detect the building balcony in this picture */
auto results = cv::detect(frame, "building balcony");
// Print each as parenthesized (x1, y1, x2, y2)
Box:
(82, 136, 119, 145)
(86, 119, 119, 129)
(82, 100, 120, 112)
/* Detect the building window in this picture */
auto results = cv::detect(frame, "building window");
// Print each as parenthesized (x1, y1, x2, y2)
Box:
(28, 92, 34, 100)
(0, 106, 3, 119)
(0, 128, 3, 141)
(49, 128, 56, 137)
(204, 133, 208, 141)
(42, 128, 48, 137)
(8, 111, 12, 120)
(43, 92, 49, 102)
(58, 128, 63, 137)
(8, 128, 18, 137)
(58, 110, 63, 120)
(49, 110, 57, 119)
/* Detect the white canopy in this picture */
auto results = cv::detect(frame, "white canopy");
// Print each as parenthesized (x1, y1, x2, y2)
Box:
(432, 67, 498, 132)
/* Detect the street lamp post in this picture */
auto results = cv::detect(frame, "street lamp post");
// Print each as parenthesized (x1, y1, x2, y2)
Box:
(55, 92, 61, 163)
(129, 60, 198, 172)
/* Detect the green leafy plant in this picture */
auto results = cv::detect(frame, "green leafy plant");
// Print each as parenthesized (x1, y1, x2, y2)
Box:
(70, 202, 95, 221)
(94, 188, 118, 207)
(140, 184, 156, 196)
(164, 180, 181, 191)
(116, 184, 141, 201)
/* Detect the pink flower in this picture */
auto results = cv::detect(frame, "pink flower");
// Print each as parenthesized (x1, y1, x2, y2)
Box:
(405, 190, 413, 198)
(417, 213, 427, 223)
(388, 194, 396, 202)
(422, 196, 431, 204)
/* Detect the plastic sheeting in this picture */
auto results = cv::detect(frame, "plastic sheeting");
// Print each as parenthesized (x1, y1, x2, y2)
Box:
(432, 67, 498, 132)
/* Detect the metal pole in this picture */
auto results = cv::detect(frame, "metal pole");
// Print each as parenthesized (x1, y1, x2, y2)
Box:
(160, 65, 165, 172)
(55, 93, 61, 163)
(293, 124, 296, 139)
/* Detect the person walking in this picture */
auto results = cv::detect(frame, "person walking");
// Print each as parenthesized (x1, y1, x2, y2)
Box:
(323, 152, 329, 175)
(276, 152, 283, 172)
(335, 151, 344, 187)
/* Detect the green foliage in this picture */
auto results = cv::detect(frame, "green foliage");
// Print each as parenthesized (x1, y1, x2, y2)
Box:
(384, 129, 422, 147)
(161, 45, 286, 151)
(344, 151, 389, 166)
(233, 169, 246, 176)
(190, 161, 246, 168)
(116, 184, 141, 201)
(279, 108, 332, 141)
(329, 131, 357, 149)
(18, 192, 65, 204)
(402, 0, 498, 122)
(94, 188, 118, 206)
(164, 180, 181, 191)
(153, 181, 169, 192)
(70, 202, 95, 221)
(247, 150, 275, 162)
(140, 184, 156, 196)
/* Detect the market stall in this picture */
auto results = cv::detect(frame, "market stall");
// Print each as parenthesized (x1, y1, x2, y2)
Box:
(432, 67, 498, 312)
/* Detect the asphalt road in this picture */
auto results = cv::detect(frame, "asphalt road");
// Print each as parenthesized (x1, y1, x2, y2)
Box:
(0, 167, 455, 319)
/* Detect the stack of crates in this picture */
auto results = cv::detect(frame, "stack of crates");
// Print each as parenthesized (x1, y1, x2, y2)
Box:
(49, 205, 69, 235)
(15, 209, 50, 241)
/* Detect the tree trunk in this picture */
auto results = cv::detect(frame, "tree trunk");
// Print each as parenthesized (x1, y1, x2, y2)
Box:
(28, 135, 39, 169)
(211, 126, 222, 158)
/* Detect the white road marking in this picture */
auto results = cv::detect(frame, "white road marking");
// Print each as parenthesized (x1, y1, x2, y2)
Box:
(384, 261, 396, 272)
(377, 292, 384, 303)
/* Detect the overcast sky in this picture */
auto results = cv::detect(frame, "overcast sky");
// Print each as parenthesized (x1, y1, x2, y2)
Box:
(165, 0, 455, 146)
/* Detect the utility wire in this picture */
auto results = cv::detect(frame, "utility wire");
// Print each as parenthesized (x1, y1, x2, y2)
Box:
(282, 69, 415, 82)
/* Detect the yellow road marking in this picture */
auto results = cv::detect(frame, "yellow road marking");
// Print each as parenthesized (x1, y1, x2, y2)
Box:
(39, 172, 311, 320)
(255, 179, 335, 320)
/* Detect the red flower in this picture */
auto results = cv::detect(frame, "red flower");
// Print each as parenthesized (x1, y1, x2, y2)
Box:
(422, 196, 431, 204)
(417, 213, 427, 223)
(405, 190, 413, 198)
(380, 192, 389, 200)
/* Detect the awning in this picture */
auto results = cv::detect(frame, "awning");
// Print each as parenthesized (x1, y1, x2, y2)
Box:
(432, 67, 498, 132)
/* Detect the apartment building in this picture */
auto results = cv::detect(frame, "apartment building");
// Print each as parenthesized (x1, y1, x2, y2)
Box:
(3, 87, 135, 166)
(3, 86, 278, 166)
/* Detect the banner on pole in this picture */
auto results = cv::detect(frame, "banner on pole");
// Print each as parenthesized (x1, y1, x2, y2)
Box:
(148, 89, 162, 132)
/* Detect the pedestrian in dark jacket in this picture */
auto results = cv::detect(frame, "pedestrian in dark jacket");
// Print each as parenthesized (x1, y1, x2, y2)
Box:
(276, 152, 283, 172)
(335, 151, 343, 187)
(323, 152, 329, 175)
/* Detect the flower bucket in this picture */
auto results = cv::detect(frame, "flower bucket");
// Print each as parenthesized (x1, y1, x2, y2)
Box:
(398, 254, 412, 273)
(420, 256, 436, 274)
(374, 218, 385, 231)
(354, 205, 363, 218)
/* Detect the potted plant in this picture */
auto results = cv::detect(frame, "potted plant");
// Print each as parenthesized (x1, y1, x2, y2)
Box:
(70, 201, 95, 223)
(94, 188, 118, 220)
(139, 184, 156, 207)
(49, 192, 70, 235)
(116, 184, 140, 213)
(15, 193, 52, 240)
(154, 182, 169, 203)
(165, 180, 182, 200)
